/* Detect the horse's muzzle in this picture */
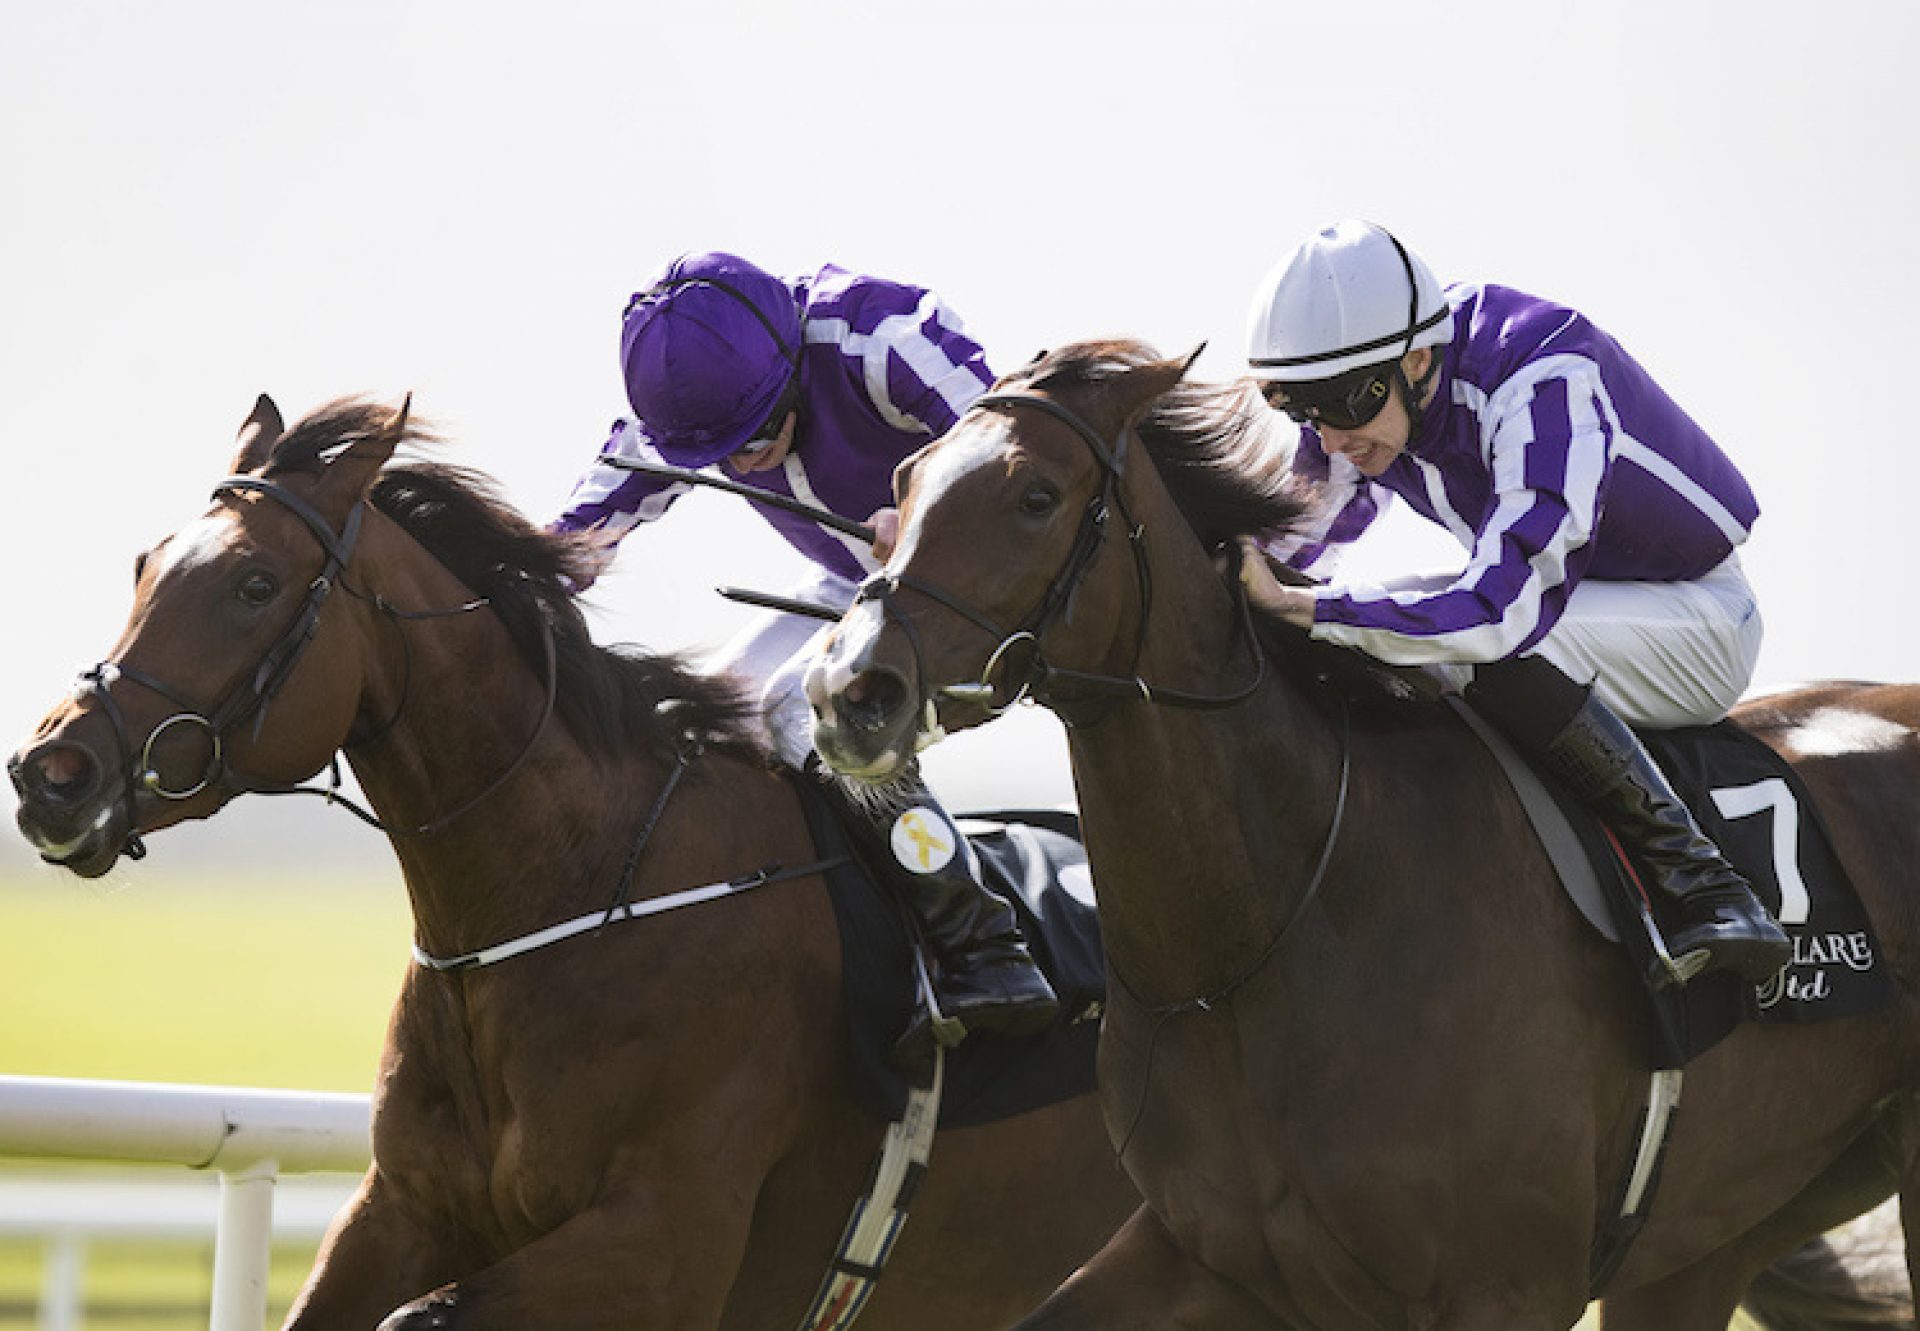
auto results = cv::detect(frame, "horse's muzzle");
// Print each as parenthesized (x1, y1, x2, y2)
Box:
(9, 737, 130, 878)
(805, 653, 920, 782)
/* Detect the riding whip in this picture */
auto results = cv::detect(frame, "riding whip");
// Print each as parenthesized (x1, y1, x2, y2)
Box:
(600, 457, 878, 544)
(716, 586, 844, 622)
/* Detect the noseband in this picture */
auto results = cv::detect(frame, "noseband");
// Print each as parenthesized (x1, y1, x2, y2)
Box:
(856, 391, 1267, 723)
(76, 474, 553, 857)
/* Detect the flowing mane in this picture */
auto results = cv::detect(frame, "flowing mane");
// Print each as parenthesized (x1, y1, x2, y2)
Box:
(1008, 343, 1429, 710)
(1007, 341, 1309, 549)
(266, 399, 764, 764)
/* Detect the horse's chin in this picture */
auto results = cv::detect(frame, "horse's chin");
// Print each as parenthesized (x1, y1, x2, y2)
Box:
(811, 719, 919, 787)
(18, 799, 134, 880)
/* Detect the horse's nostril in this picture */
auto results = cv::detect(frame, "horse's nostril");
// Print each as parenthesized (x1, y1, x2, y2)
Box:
(840, 670, 908, 733)
(18, 743, 99, 808)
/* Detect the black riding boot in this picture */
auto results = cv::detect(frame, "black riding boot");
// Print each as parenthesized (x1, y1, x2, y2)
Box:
(828, 775, 1059, 1066)
(1467, 656, 1791, 986)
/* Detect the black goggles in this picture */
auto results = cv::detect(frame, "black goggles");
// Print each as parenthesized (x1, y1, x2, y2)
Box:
(735, 375, 803, 456)
(1264, 363, 1396, 431)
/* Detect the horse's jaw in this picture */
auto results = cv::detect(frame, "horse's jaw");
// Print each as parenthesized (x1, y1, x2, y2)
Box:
(14, 792, 132, 879)
(810, 709, 919, 785)
(10, 725, 244, 880)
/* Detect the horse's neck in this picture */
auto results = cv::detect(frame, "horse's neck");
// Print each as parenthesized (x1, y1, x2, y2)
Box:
(339, 540, 630, 956)
(1067, 547, 1343, 1004)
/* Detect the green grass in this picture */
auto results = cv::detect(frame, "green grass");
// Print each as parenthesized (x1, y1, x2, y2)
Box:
(0, 869, 410, 1090)
(0, 869, 409, 1327)
(0, 1234, 319, 1329)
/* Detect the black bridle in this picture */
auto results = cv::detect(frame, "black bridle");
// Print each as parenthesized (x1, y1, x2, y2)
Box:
(855, 390, 1268, 724)
(77, 474, 554, 859)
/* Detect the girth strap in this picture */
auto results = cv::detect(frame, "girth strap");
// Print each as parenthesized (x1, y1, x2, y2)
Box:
(797, 1048, 945, 1331)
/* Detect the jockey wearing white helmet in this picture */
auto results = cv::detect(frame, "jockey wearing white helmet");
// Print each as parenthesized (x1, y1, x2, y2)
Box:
(1247, 220, 1453, 440)
(1239, 220, 1789, 988)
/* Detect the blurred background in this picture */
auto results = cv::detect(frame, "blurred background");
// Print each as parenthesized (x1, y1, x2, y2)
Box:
(2, 1, 1915, 1323)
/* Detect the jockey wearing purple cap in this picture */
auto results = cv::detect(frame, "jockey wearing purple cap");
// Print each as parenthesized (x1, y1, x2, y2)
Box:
(555, 251, 1057, 1061)
(1237, 221, 1790, 989)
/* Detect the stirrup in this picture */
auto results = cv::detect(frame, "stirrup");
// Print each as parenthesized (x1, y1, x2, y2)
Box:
(1638, 910, 1710, 991)
(1653, 943, 1713, 990)
(892, 953, 968, 1075)
(913, 947, 968, 1050)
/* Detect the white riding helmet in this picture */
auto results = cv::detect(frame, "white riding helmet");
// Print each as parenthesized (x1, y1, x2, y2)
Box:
(1246, 220, 1454, 383)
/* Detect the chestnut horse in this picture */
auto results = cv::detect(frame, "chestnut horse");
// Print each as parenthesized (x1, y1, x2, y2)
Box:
(806, 341, 1920, 1330)
(7, 397, 1138, 1330)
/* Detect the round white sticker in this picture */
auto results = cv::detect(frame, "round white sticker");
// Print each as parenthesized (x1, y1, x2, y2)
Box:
(890, 808, 958, 874)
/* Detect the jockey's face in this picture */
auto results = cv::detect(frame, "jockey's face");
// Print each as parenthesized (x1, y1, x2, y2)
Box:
(725, 409, 797, 475)
(1311, 395, 1410, 478)
(1261, 349, 1430, 479)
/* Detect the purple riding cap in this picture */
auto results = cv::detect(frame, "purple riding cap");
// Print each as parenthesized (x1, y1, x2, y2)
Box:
(619, 252, 803, 469)
(557, 256, 996, 583)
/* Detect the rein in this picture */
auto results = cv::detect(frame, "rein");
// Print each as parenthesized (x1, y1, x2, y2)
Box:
(77, 474, 555, 856)
(1116, 698, 1351, 1018)
(1108, 696, 1351, 1163)
(857, 392, 1268, 725)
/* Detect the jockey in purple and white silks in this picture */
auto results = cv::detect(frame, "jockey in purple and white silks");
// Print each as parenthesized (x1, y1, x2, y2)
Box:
(554, 251, 1057, 1062)
(1239, 220, 1790, 988)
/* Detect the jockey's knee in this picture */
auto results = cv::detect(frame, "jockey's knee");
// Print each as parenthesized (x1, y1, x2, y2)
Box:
(1463, 655, 1590, 751)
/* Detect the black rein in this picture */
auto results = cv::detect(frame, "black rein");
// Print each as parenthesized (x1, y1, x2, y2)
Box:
(79, 474, 555, 857)
(860, 390, 1269, 720)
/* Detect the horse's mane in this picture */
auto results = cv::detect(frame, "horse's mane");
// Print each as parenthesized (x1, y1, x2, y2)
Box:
(1009, 342, 1308, 548)
(1009, 343, 1430, 712)
(265, 400, 766, 764)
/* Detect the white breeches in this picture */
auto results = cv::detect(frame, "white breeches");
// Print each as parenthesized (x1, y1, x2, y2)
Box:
(705, 566, 863, 769)
(1420, 555, 1764, 729)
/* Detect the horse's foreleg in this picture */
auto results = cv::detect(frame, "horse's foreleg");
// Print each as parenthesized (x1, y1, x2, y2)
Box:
(283, 1169, 468, 1331)
(371, 1189, 753, 1331)
(1011, 1204, 1276, 1331)
(1603, 1114, 1905, 1331)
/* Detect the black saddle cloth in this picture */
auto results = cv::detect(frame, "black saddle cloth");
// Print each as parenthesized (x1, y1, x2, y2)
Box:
(790, 777, 1106, 1128)
(1542, 718, 1893, 1063)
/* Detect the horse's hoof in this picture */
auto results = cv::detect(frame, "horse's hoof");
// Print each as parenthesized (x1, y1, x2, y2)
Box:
(377, 1291, 458, 1331)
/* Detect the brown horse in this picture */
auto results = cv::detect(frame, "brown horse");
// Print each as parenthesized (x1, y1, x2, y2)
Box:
(806, 340, 1920, 1330)
(6, 396, 1139, 1330)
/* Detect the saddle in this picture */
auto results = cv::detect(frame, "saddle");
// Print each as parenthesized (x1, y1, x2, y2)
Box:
(789, 777, 1107, 1127)
(1452, 699, 1896, 1065)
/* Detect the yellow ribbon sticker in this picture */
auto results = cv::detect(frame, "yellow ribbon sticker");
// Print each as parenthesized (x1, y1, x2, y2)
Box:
(890, 808, 957, 874)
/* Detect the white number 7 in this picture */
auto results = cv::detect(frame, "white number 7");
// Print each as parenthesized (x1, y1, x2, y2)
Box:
(1709, 778, 1809, 925)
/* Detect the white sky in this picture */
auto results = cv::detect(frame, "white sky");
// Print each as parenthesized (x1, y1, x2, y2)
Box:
(4, 1, 1916, 874)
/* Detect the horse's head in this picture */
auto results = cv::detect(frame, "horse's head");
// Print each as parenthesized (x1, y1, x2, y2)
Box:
(808, 339, 1278, 783)
(8, 395, 408, 877)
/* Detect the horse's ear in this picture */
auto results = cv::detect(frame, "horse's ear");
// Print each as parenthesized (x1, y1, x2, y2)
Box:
(230, 394, 285, 474)
(320, 394, 411, 503)
(1117, 344, 1208, 424)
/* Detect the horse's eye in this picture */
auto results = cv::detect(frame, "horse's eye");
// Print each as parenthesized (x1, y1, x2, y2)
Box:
(237, 571, 280, 606)
(1020, 485, 1059, 517)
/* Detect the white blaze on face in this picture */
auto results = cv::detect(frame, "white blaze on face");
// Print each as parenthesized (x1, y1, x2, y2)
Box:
(805, 597, 889, 707)
(887, 413, 1018, 569)
(149, 511, 244, 586)
(1784, 707, 1912, 757)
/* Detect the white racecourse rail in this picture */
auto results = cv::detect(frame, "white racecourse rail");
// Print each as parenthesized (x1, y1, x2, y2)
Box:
(0, 1074, 371, 1331)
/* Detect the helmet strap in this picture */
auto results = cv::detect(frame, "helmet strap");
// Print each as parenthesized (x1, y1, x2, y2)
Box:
(1377, 225, 1441, 443)
(1393, 348, 1443, 444)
